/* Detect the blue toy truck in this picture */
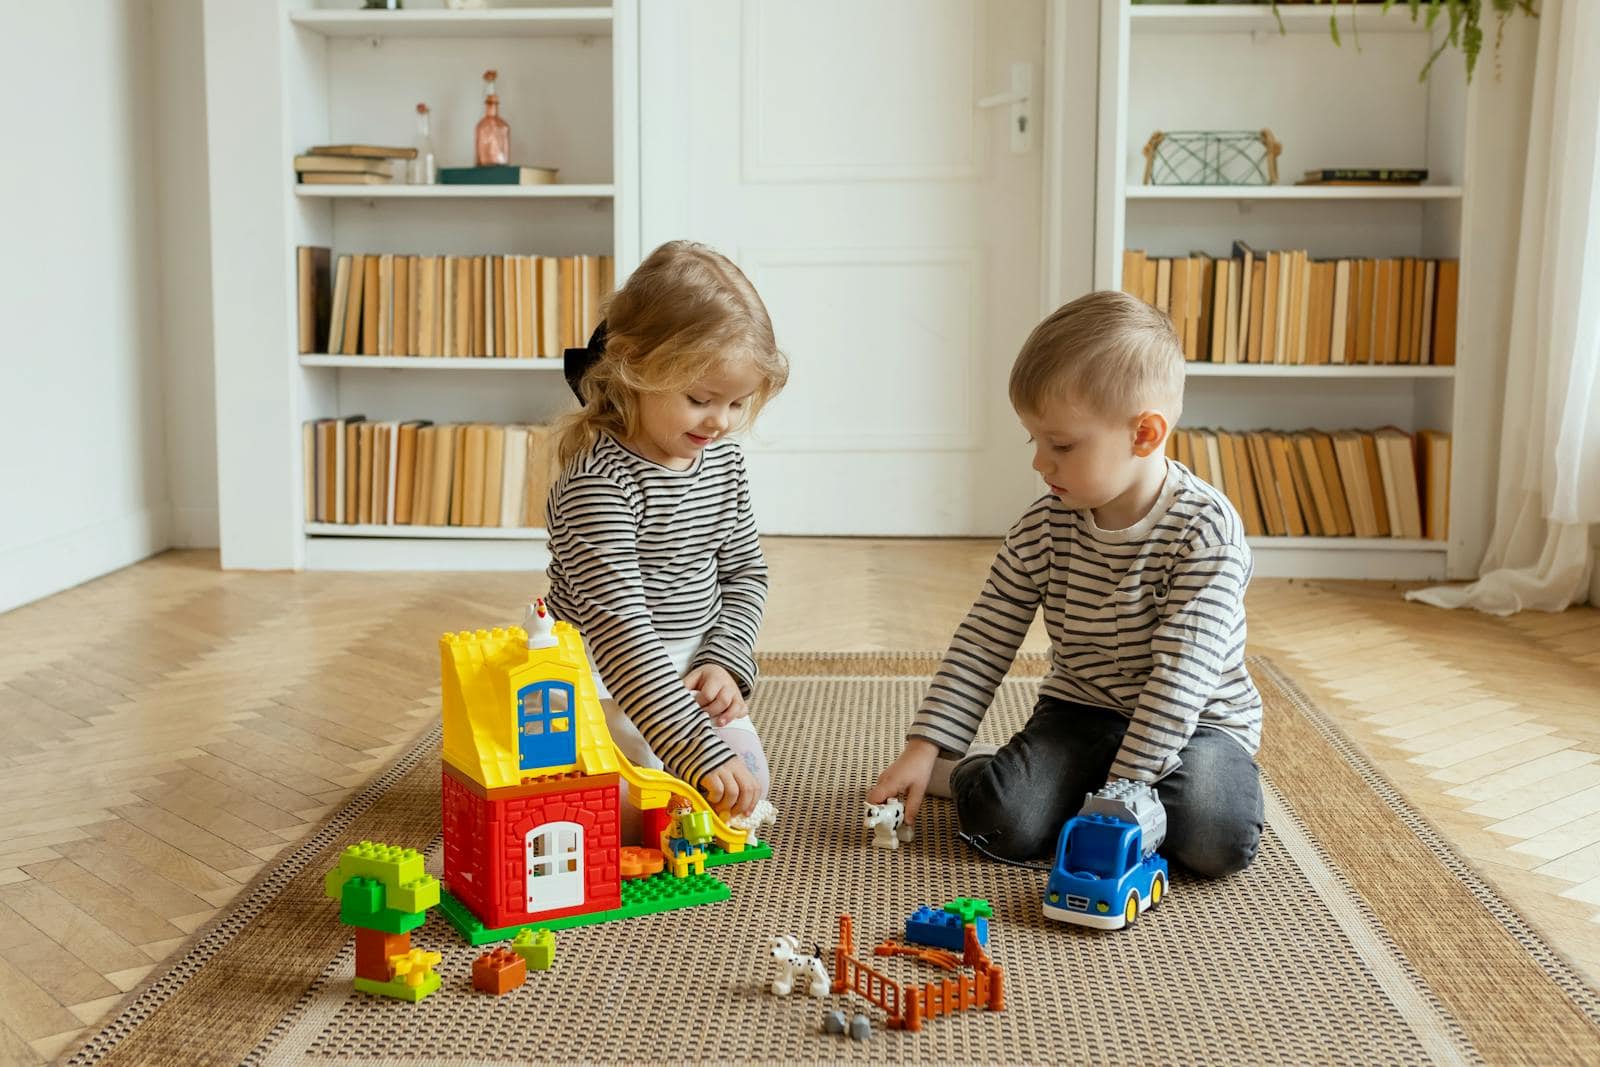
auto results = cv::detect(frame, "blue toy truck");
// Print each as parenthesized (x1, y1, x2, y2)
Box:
(1042, 780, 1169, 930)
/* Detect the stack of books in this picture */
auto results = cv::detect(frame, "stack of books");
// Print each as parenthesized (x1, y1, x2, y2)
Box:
(296, 247, 614, 357)
(1166, 427, 1451, 541)
(303, 419, 562, 529)
(1122, 243, 1458, 365)
(294, 144, 416, 185)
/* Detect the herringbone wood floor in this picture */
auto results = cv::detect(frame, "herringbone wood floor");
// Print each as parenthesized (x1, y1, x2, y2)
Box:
(0, 544, 1596, 1062)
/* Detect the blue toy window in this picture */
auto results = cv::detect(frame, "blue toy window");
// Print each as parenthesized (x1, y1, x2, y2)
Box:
(516, 681, 576, 771)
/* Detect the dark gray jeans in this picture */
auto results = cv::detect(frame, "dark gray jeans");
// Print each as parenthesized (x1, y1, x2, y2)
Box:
(950, 696, 1264, 878)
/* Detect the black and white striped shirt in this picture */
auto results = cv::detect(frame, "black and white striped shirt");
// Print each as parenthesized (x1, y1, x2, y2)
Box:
(911, 460, 1262, 782)
(544, 434, 766, 785)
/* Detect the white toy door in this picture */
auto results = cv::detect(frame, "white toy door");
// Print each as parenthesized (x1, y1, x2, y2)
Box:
(525, 821, 584, 911)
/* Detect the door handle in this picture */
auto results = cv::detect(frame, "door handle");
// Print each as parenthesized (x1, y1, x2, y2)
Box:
(976, 61, 1032, 154)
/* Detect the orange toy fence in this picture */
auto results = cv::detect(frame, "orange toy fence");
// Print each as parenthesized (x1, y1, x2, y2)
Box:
(831, 914, 1005, 1032)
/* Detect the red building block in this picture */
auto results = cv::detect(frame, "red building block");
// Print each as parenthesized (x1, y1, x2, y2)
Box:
(472, 947, 526, 995)
(354, 928, 411, 982)
(641, 805, 671, 847)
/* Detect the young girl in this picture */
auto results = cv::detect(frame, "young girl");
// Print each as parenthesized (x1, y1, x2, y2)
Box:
(544, 241, 788, 819)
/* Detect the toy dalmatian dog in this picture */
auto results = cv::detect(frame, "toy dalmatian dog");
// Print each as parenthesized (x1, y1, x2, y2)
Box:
(864, 797, 915, 850)
(768, 934, 829, 997)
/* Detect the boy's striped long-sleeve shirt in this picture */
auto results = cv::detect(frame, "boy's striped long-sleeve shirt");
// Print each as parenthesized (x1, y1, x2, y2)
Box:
(544, 434, 767, 786)
(910, 460, 1262, 782)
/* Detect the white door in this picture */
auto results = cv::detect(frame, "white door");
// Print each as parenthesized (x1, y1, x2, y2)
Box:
(525, 821, 584, 911)
(641, 0, 1050, 534)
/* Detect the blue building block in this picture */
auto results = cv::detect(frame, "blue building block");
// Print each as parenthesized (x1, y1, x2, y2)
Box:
(905, 904, 988, 952)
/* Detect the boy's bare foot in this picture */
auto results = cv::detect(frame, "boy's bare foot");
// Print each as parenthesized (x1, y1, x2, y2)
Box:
(925, 742, 999, 800)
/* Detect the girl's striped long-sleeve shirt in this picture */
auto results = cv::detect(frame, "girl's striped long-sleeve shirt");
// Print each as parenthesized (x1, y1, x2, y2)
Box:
(910, 460, 1262, 783)
(544, 433, 767, 786)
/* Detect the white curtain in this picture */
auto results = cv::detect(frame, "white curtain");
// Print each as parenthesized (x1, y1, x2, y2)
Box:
(1407, 0, 1600, 616)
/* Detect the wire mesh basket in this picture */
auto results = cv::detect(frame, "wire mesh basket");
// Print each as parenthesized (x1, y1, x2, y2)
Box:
(1142, 129, 1283, 185)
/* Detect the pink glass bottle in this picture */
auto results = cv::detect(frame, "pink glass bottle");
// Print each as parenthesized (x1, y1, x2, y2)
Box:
(475, 70, 509, 166)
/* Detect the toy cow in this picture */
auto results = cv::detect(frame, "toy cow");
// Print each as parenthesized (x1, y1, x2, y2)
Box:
(768, 934, 828, 997)
(864, 797, 915, 850)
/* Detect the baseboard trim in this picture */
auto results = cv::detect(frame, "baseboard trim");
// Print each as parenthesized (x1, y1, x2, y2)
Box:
(0, 506, 171, 614)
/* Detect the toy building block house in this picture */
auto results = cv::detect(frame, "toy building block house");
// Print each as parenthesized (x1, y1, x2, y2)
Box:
(438, 599, 768, 944)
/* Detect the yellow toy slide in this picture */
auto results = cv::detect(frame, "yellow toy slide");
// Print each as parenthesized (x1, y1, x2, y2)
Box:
(569, 682, 747, 854)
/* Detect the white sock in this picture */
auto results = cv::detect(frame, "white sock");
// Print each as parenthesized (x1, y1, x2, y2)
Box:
(925, 742, 999, 800)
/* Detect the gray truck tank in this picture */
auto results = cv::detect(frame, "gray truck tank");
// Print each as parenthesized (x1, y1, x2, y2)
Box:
(1078, 779, 1167, 857)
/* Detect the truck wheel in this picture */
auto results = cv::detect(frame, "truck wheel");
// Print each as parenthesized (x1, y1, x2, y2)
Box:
(1123, 892, 1139, 927)
(1151, 873, 1164, 907)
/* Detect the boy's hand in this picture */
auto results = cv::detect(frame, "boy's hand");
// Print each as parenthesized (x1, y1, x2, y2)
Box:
(700, 756, 759, 819)
(868, 738, 941, 824)
(685, 664, 748, 727)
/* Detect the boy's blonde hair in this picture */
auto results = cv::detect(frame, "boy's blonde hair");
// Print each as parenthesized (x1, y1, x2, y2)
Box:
(555, 241, 789, 465)
(1008, 290, 1185, 421)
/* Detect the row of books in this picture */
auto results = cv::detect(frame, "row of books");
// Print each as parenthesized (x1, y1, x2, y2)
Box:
(1123, 244, 1458, 366)
(1165, 427, 1449, 540)
(302, 418, 561, 528)
(296, 247, 613, 359)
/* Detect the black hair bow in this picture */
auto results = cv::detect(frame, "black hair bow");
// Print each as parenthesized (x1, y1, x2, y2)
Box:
(563, 321, 607, 402)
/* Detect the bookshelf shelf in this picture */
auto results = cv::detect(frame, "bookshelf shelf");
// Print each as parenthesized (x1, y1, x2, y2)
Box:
(1248, 536, 1442, 552)
(306, 523, 547, 541)
(288, 9, 613, 39)
(300, 356, 565, 370)
(1185, 364, 1454, 379)
(1129, 5, 1433, 36)
(294, 183, 616, 200)
(1126, 185, 1463, 201)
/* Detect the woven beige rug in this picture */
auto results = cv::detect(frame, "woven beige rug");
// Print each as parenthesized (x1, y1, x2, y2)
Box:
(66, 655, 1600, 1066)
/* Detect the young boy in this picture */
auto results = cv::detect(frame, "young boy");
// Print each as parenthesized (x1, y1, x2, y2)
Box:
(869, 290, 1263, 878)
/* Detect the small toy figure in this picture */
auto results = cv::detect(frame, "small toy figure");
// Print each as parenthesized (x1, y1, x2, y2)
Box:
(524, 596, 558, 649)
(864, 797, 915, 850)
(768, 934, 828, 997)
(728, 797, 778, 845)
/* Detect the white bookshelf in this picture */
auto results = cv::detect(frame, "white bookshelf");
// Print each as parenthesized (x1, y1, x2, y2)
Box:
(293, 183, 615, 200)
(1097, 0, 1480, 580)
(205, 0, 638, 571)
(300, 355, 565, 370)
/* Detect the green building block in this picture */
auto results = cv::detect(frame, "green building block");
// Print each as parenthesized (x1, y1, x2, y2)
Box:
(440, 872, 733, 946)
(703, 841, 773, 868)
(340, 876, 429, 934)
(324, 841, 441, 915)
(353, 970, 442, 1002)
(944, 897, 994, 924)
(511, 927, 555, 970)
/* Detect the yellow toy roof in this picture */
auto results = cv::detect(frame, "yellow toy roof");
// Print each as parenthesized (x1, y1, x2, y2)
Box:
(437, 619, 747, 854)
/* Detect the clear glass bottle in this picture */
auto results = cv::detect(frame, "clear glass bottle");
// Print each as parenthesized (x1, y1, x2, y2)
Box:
(408, 103, 437, 185)
(474, 70, 510, 167)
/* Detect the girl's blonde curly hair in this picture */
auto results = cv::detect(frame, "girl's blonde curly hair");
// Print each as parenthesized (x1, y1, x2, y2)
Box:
(555, 241, 789, 466)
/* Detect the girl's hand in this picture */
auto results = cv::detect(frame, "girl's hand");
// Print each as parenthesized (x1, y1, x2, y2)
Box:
(700, 756, 759, 818)
(867, 738, 941, 824)
(684, 664, 748, 726)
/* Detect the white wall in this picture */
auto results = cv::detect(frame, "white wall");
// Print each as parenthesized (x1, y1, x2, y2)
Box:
(0, 0, 216, 615)
(156, 0, 219, 549)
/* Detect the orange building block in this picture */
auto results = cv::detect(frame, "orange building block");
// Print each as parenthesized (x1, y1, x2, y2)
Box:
(619, 846, 665, 879)
(355, 929, 411, 982)
(472, 947, 526, 995)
